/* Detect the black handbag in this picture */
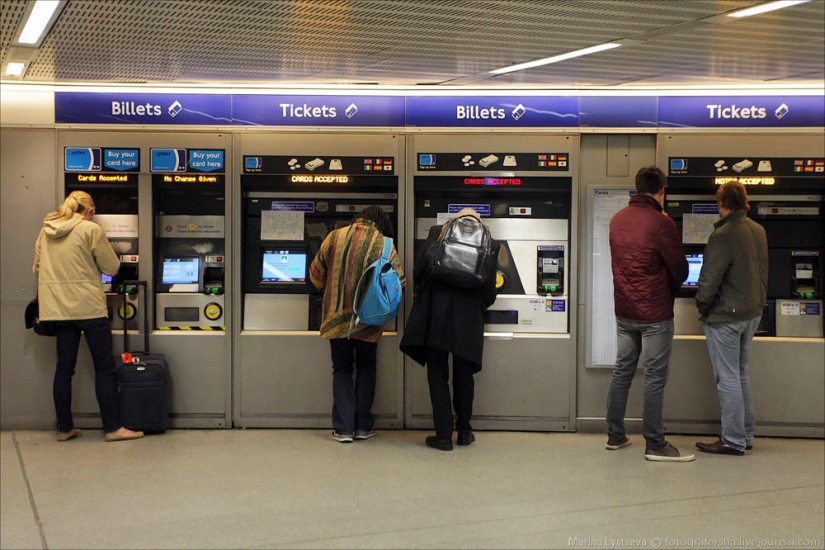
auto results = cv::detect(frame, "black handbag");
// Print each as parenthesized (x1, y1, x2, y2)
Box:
(25, 297, 56, 337)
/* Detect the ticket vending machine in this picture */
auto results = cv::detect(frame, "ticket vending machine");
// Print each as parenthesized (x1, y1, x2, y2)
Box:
(659, 132, 824, 437)
(407, 134, 578, 432)
(64, 147, 141, 330)
(151, 149, 227, 330)
(665, 155, 824, 338)
(147, 144, 231, 429)
(235, 133, 405, 428)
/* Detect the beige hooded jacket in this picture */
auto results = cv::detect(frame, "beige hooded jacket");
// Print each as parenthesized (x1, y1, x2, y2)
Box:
(33, 213, 120, 321)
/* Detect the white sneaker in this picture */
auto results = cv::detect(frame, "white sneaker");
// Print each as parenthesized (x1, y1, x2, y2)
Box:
(644, 442, 695, 462)
(332, 431, 353, 443)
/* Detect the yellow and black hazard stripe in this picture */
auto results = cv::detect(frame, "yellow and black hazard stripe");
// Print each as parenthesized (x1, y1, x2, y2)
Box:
(157, 326, 226, 331)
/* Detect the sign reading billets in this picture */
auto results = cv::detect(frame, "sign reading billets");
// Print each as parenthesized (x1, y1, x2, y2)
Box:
(418, 152, 568, 171)
(405, 96, 579, 127)
(54, 93, 825, 128)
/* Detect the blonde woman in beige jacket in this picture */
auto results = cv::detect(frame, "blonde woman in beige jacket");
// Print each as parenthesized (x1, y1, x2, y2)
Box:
(33, 191, 143, 443)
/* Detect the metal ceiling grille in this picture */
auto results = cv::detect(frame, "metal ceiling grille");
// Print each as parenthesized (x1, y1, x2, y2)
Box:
(1, 0, 823, 86)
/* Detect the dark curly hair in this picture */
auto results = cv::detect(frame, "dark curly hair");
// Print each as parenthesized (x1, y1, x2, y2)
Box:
(354, 205, 394, 239)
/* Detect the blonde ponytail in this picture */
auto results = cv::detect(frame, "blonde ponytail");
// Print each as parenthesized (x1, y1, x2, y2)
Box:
(47, 190, 95, 221)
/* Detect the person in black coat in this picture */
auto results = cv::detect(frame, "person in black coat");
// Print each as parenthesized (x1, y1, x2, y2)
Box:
(400, 208, 499, 451)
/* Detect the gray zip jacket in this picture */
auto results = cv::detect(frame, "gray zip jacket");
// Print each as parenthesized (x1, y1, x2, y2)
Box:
(695, 210, 768, 322)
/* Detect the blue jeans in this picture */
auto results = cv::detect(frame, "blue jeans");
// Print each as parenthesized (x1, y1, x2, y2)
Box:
(329, 338, 377, 435)
(54, 317, 120, 433)
(703, 317, 760, 452)
(607, 317, 674, 450)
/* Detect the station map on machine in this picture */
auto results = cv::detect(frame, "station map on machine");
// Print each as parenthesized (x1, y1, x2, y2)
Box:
(261, 210, 303, 241)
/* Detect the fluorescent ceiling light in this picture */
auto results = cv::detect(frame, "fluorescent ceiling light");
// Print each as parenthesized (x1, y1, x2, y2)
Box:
(489, 43, 621, 75)
(18, 0, 61, 44)
(5, 62, 26, 76)
(728, 0, 810, 18)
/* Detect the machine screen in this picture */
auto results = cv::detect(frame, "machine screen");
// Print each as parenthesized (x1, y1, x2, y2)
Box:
(683, 254, 703, 287)
(101, 273, 113, 284)
(262, 249, 307, 283)
(162, 257, 201, 285)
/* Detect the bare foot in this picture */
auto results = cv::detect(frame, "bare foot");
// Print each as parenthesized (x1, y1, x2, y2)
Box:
(104, 427, 145, 442)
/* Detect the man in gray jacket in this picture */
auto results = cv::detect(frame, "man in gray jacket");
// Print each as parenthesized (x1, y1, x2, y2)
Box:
(695, 181, 768, 456)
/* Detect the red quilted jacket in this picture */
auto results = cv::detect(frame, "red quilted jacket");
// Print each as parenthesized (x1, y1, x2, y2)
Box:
(609, 194, 685, 322)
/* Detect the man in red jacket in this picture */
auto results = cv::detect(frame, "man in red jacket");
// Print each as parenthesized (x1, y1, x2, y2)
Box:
(607, 166, 692, 462)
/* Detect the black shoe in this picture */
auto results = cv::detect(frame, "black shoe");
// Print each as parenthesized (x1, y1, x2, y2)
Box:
(695, 439, 744, 456)
(457, 432, 475, 446)
(425, 436, 453, 451)
(605, 435, 631, 450)
(746, 444, 753, 451)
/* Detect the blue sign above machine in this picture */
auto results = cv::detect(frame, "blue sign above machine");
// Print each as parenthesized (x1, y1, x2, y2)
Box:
(659, 96, 825, 128)
(233, 95, 405, 126)
(54, 93, 825, 128)
(56, 93, 232, 125)
(65, 147, 140, 172)
(405, 96, 579, 127)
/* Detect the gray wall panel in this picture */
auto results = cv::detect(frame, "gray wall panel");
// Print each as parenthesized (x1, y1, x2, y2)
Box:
(576, 134, 656, 426)
(1, 128, 59, 429)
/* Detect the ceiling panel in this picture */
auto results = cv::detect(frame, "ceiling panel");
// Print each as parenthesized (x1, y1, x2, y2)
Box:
(1, 0, 823, 87)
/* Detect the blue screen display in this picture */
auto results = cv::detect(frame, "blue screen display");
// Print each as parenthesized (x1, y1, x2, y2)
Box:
(262, 250, 307, 283)
(162, 257, 200, 285)
(101, 273, 113, 284)
(683, 254, 703, 287)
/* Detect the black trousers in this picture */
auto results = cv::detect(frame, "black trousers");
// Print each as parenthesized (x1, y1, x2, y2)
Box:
(425, 346, 475, 440)
(329, 338, 377, 435)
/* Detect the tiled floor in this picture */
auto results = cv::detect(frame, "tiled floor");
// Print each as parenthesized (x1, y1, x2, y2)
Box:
(1, 429, 823, 549)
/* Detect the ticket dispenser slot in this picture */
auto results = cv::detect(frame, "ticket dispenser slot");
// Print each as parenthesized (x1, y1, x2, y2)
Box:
(537, 246, 564, 295)
(792, 251, 820, 299)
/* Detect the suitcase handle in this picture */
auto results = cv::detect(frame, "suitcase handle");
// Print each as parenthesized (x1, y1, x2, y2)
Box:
(118, 280, 149, 353)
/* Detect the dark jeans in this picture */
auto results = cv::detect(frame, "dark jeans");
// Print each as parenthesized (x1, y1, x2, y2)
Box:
(329, 338, 377, 435)
(606, 317, 673, 450)
(54, 317, 121, 433)
(425, 346, 475, 440)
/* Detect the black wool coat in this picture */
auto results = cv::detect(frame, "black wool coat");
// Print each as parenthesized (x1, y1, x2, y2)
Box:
(399, 225, 499, 373)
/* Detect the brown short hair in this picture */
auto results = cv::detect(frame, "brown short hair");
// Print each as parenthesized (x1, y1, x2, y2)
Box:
(635, 166, 667, 195)
(716, 180, 750, 211)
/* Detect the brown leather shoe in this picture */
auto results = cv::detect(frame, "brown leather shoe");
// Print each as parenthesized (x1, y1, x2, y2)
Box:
(695, 439, 744, 456)
(57, 428, 81, 442)
(104, 428, 145, 442)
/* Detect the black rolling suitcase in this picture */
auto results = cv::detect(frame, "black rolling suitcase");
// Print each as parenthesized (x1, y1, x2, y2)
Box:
(114, 281, 169, 434)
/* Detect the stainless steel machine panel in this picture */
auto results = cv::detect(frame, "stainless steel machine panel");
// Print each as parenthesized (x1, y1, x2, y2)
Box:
(776, 300, 823, 337)
(244, 294, 310, 331)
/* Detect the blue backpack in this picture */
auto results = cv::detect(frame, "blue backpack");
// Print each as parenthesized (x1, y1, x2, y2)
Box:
(352, 237, 402, 328)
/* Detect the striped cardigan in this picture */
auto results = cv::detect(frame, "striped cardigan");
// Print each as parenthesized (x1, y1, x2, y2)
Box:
(310, 219, 405, 341)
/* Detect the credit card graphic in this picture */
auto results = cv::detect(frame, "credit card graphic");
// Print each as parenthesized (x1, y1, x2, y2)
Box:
(478, 154, 499, 168)
(305, 158, 325, 171)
